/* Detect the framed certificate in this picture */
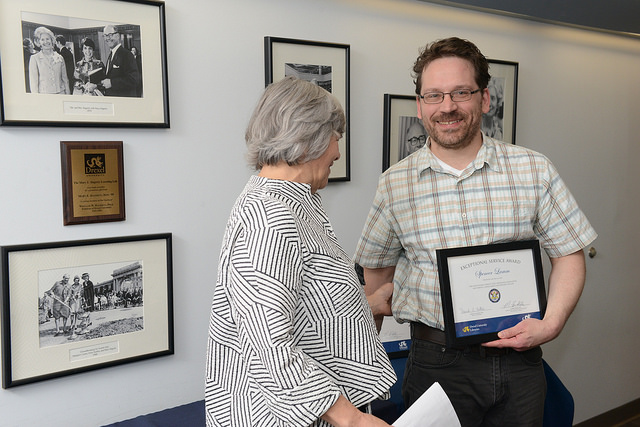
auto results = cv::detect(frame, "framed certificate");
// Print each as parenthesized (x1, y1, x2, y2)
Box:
(437, 240, 547, 347)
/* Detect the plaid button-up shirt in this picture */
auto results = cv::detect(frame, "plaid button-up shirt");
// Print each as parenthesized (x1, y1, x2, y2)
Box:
(354, 136, 597, 329)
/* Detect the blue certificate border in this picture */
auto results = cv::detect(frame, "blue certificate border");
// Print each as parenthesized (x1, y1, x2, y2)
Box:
(436, 239, 547, 348)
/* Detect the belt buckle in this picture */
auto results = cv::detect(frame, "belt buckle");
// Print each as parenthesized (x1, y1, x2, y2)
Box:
(478, 346, 508, 357)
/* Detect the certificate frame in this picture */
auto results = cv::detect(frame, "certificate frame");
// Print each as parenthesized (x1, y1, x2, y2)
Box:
(61, 141, 125, 225)
(1, 233, 173, 388)
(264, 36, 350, 182)
(382, 94, 427, 172)
(0, 0, 169, 127)
(437, 240, 546, 347)
(483, 59, 518, 144)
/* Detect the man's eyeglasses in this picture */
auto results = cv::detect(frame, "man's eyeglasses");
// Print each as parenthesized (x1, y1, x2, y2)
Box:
(104, 32, 119, 39)
(407, 135, 426, 147)
(419, 89, 481, 104)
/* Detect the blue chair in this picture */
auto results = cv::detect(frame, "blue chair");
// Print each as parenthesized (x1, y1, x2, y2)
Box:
(543, 359, 574, 427)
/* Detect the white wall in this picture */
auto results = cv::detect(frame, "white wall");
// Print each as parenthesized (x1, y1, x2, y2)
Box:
(1, 0, 639, 425)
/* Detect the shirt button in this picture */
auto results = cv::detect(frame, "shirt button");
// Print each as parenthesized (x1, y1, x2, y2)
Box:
(461, 213, 467, 219)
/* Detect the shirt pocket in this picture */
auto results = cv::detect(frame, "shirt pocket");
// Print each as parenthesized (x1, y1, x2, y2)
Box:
(472, 201, 537, 241)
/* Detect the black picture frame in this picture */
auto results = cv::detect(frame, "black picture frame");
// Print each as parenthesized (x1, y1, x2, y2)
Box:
(0, 0, 169, 127)
(383, 94, 427, 172)
(264, 36, 350, 182)
(436, 240, 546, 348)
(485, 59, 518, 144)
(1, 233, 173, 388)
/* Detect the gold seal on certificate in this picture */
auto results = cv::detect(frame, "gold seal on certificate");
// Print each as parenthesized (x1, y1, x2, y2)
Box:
(436, 240, 547, 347)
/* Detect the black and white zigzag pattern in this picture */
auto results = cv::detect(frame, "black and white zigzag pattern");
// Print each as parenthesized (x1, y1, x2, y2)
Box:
(206, 176, 396, 427)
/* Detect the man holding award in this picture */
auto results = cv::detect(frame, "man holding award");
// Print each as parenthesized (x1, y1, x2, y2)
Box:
(354, 37, 597, 426)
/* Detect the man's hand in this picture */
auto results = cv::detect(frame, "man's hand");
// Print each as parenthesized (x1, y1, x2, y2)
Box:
(363, 266, 396, 332)
(101, 78, 112, 89)
(367, 282, 393, 317)
(484, 249, 587, 351)
(483, 318, 554, 351)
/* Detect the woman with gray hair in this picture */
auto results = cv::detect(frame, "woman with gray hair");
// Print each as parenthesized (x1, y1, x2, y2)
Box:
(206, 76, 396, 427)
(29, 26, 70, 94)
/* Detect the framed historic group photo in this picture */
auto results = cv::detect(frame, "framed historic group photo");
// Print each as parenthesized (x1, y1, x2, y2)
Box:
(264, 36, 350, 181)
(383, 94, 426, 172)
(0, 0, 169, 127)
(484, 59, 518, 144)
(436, 239, 547, 348)
(1, 233, 174, 388)
(60, 141, 125, 225)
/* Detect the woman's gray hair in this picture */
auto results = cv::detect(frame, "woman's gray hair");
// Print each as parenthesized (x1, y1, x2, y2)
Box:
(245, 76, 346, 170)
(34, 27, 55, 44)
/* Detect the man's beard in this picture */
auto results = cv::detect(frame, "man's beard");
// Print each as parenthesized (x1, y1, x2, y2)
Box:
(424, 111, 481, 151)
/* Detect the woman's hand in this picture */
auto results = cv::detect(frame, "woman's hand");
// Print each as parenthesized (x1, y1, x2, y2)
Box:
(321, 395, 393, 427)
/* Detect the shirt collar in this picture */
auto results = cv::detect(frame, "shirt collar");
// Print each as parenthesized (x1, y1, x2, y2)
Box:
(416, 133, 502, 176)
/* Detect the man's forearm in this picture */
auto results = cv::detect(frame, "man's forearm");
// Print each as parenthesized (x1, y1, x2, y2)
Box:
(544, 249, 586, 339)
(363, 266, 395, 331)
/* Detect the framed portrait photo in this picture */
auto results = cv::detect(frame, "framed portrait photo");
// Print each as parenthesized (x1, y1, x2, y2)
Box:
(383, 94, 426, 172)
(264, 36, 350, 181)
(1, 234, 173, 388)
(0, 0, 169, 127)
(484, 59, 518, 144)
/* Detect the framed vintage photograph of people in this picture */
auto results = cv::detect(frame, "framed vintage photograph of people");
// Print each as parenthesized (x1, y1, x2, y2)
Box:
(436, 239, 547, 348)
(484, 59, 518, 144)
(60, 141, 125, 225)
(264, 36, 350, 181)
(0, 0, 169, 127)
(0, 233, 173, 388)
(383, 94, 427, 171)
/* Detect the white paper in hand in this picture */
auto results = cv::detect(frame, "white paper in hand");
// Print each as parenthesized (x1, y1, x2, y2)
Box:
(392, 382, 461, 427)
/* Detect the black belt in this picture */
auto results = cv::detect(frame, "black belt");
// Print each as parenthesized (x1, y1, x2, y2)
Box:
(410, 322, 511, 356)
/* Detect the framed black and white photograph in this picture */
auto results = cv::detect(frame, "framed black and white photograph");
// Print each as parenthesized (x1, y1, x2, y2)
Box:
(1, 233, 173, 388)
(0, 0, 169, 127)
(383, 94, 427, 172)
(484, 60, 518, 144)
(265, 36, 350, 181)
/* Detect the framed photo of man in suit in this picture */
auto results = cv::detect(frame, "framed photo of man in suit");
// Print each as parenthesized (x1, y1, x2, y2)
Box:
(0, 0, 169, 127)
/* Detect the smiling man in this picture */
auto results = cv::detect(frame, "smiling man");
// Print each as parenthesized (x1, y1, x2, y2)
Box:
(354, 37, 597, 426)
(99, 24, 140, 97)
